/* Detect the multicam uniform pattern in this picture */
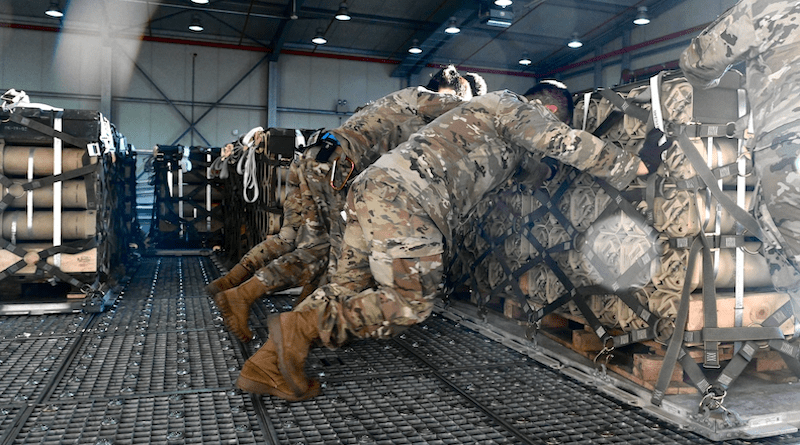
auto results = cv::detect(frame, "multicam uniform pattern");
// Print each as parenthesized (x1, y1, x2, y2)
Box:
(237, 159, 306, 292)
(297, 90, 642, 348)
(243, 87, 467, 294)
(680, 0, 800, 308)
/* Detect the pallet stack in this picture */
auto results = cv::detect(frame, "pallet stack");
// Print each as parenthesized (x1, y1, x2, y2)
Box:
(218, 128, 307, 267)
(149, 145, 224, 249)
(450, 71, 800, 403)
(0, 99, 141, 311)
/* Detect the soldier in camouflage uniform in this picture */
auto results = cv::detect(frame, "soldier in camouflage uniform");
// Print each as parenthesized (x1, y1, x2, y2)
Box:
(236, 81, 650, 401)
(680, 0, 800, 315)
(213, 67, 481, 345)
(206, 133, 305, 298)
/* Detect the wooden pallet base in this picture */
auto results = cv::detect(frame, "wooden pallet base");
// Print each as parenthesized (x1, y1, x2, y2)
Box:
(501, 297, 798, 394)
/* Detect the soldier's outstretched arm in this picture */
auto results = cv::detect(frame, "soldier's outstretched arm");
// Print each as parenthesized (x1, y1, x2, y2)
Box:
(412, 87, 469, 122)
(679, 1, 756, 88)
(496, 93, 641, 190)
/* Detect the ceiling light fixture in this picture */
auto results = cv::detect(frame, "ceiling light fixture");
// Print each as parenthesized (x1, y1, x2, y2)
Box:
(567, 33, 583, 49)
(188, 14, 204, 32)
(45, 0, 63, 18)
(408, 39, 422, 54)
(633, 6, 650, 25)
(335, 2, 351, 21)
(312, 28, 327, 45)
(190, 0, 209, 4)
(444, 18, 460, 35)
(494, 0, 513, 7)
(518, 53, 531, 66)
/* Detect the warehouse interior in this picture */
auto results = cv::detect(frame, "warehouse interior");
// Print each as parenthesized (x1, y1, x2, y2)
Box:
(3, 0, 800, 444)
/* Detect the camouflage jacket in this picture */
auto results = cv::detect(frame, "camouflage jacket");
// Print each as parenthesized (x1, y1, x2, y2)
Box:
(680, 1, 800, 148)
(331, 86, 467, 172)
(366, 90, 641, 245)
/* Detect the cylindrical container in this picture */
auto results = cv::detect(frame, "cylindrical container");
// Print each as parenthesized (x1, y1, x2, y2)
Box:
(2, 180, 89, 209)
(0, 145, 89, 177)
(1, 210, 96, 241)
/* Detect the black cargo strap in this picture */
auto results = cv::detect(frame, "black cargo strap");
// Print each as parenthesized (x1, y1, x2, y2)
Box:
(673, 161, 744, 191)
(7, 111, 92, 149)
(0, 238, 31, 281)
(677, 347, 713, 395)
(670, 235, 747, 250)
(682, 326, 786, 344)
(652, 236, 702, 406)
(473, 218, 529, 310)
(698, 231, 720, 368)
(711, 302, 799, 392)
(36, 261, 92, 293)
(685, 122, 740, 139)
(0, 237, 97, 290)
(674, 127, 763, 240)
(644, 174, 658, 226)
(591, 178, 659, 292)
(37, 237, 97, 259)
(0, 163, 100, 212)
(591, 110, 624, 138)
(573, 285, 660, 349)
(598, 89, 652, 125)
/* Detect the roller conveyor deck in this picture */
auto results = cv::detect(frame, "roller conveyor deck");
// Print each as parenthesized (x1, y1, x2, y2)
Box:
(1, 256, 799, 444)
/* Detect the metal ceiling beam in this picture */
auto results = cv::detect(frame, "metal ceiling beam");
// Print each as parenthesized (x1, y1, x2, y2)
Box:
(391, 1, 478, 79)
(269, 0, 307, 61)
(542, 0, 637, 14)
(531, 0, 692, 75)
(300, 7, 435, 30)
(119, 0, 288, 20)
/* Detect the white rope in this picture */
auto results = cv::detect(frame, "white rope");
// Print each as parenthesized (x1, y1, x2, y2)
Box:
(237, 126, 264, 203)
(238, 146, 259, 203)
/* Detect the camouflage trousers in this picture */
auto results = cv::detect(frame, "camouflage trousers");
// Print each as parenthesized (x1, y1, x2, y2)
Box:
(251, 242, 329, 295)
(299, 147, 352, 278)
(754, 137, 800, 317)
(237, 152, 332, 295)
(295, 170, 445, 349)
(239, 235, 296, 274)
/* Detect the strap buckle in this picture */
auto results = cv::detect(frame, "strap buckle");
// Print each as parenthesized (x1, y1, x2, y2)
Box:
(330, 156, 355, 191)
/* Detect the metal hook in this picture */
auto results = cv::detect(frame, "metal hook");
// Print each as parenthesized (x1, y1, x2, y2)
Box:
(593, 344, 615, 370)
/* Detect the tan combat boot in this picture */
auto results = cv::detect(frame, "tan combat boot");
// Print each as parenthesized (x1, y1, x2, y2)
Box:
(268, 310, 320, 396)
(206, 263, 252, 296)
(236, 336, 320, 401)
(214, 276, 266, 342)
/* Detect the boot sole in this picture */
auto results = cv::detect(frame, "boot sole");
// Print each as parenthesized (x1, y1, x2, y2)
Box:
(268, 314, 308, 396)
(214, 293, 253, 343)
(237, 375, 321, 402)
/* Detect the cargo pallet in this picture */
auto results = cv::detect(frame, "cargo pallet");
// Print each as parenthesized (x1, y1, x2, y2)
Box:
(0, 100, 141, 314)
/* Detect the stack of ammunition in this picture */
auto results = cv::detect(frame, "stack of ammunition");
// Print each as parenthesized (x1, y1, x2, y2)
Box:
(0, 105, 140, 303)
(452, 71, 792, 339)
(149, 145, 224, 249)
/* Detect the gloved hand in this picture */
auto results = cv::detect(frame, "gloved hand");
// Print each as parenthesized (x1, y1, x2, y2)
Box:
(638, 128, 670, 174)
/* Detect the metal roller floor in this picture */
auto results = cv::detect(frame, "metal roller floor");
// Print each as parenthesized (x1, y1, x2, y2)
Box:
(2, 256, 800, 445)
